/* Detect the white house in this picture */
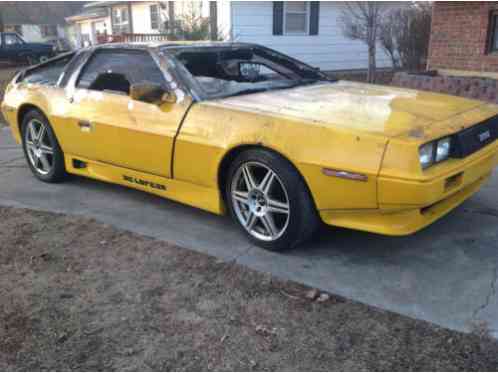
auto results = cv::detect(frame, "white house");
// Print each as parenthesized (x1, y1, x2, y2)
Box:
(66, 1, 211, 47)
(216, 1, 396, 72)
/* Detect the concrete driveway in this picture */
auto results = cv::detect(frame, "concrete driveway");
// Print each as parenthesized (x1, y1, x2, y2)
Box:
(1, 126, 497, 337)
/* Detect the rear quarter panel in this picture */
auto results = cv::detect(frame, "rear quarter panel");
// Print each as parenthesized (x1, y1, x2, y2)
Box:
(2, 82, 68, 145)
(174, 101, 388, 210)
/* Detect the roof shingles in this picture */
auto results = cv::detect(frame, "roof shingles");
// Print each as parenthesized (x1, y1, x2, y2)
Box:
(0, 1, 87, 25)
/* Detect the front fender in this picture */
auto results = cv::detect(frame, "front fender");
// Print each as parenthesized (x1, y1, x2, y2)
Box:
(173, 102, 388, 210)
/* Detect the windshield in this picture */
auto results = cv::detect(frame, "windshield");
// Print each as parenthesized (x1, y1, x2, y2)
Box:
(162, 45, 332, 99)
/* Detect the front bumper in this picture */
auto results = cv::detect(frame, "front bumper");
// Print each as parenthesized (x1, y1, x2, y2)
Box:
(320, 140, 498, 235)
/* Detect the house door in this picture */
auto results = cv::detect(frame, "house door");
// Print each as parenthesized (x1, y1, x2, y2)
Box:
(91, 20, 107, 44)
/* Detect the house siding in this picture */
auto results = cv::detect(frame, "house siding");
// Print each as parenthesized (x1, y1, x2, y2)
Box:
(75, 16, 111, 45)
(428, 2, 498, 73)
(130, 1, 163, 34)
(216, 0, 232, 40)
(228, 1, 392, 71)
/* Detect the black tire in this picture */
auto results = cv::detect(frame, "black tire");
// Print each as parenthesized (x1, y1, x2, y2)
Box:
(225, 148, 320, 251)
(21, 109, 66, 183)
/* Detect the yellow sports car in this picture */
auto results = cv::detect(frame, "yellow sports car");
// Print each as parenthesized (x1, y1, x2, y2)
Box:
(2, 42, 498, 251)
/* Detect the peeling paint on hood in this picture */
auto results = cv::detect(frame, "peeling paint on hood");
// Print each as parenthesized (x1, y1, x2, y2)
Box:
(208, 81, 493, 140)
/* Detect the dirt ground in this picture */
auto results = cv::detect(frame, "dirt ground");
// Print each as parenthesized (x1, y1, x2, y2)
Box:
(1, 207, 498, 371)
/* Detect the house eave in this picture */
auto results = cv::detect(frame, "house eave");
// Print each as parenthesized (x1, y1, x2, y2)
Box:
(85, 1, 138, 9)
(66, 8, 110, 23)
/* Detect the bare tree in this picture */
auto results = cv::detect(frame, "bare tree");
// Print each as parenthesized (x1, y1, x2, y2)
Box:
(378, 15, 399, 69)
(340, 2, 390, 83)
(379, 3, 432, 71)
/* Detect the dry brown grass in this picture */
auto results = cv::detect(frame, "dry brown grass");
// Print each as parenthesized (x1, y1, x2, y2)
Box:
(1, 206, 498, 371)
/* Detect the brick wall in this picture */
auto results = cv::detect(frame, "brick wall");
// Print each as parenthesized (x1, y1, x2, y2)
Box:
(392, 72, 498, 104)
(428, 2, 498, 72)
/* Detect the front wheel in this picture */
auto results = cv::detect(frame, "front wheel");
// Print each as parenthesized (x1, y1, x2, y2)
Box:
(226, 149, 320, 251)
(21, 110, 66, 183)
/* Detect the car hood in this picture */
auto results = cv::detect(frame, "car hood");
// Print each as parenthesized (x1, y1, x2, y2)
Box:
(210, 81, 498, 141)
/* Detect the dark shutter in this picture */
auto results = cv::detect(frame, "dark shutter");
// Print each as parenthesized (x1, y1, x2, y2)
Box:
(209, 1, 218, 40)
(273, 1, 284, 35)
(309, 1, 320, 35)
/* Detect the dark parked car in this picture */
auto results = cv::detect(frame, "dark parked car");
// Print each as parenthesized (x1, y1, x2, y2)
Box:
(47, 38, 73, 54)
(0, 32, 55, 65)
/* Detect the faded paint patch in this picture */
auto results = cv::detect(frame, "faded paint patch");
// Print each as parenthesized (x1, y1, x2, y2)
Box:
(207, 81, 489, 140)
(408, 127, 425, 139)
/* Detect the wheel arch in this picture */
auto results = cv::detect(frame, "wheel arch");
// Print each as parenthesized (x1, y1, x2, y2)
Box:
(17, 103, 47, 134)
(217, 144, 318, 210)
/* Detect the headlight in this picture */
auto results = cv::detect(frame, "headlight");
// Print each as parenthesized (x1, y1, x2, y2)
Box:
(419, 142, 434, 169)
(419, 137, 452, 169)
(435, 137, 451, 162)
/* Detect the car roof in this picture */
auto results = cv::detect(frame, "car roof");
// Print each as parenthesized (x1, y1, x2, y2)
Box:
(91, 41, 260, 51)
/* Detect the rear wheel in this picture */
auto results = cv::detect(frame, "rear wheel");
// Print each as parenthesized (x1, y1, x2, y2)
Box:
(226, 149, 319, 251)
(21, 110, 66, 183)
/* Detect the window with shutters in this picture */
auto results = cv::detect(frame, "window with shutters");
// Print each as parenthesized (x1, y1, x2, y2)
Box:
(284, 2, 309, 35)
(112, 6, 130, 34)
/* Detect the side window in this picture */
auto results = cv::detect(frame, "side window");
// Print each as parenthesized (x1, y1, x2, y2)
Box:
(22, 54, 74, 86)
(76, 50, 166, 95)
(4, 33, 23, 45)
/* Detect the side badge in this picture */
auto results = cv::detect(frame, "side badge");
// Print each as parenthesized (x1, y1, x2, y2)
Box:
(123, 175, 167, 191)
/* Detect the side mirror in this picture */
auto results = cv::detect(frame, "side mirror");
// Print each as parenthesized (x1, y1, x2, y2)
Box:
(130, 82, 176, 104)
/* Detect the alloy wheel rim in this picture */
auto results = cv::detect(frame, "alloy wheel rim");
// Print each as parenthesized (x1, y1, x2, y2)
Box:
(25, 119, 54, 175)
(231, 161, 290, 242)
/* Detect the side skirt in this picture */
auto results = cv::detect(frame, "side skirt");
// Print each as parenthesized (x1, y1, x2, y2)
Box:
(65, 154, 225, 215)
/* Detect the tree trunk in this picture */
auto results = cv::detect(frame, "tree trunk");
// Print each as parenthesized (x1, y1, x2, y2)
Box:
(368, 43, 376, 83)
(366, 16, 376, 84)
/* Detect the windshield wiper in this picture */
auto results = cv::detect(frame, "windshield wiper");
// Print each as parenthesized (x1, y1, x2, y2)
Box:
(288, 78, 321, 87)
(229, 88, 270, 97)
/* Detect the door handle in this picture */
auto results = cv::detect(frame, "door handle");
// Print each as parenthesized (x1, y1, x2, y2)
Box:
(78, 120, 93, 132)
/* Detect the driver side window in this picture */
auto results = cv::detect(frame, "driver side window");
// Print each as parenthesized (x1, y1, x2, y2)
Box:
(4, 33, 23, 45)
(76, 49, 166, 95)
